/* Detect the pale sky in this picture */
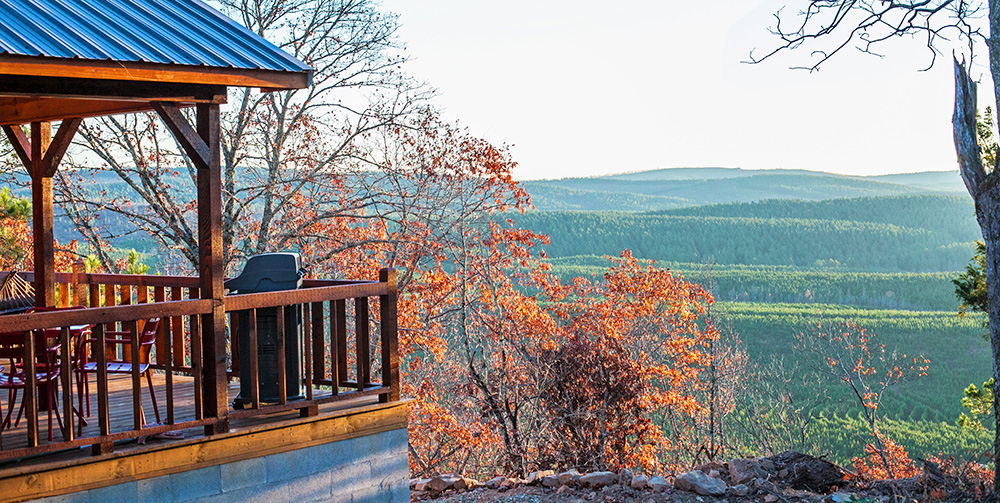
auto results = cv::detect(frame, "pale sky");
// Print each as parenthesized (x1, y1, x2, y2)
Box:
(380, 0, 988, 181)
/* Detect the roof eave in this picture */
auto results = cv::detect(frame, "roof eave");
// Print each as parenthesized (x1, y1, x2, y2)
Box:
(0, 54, 312, 91)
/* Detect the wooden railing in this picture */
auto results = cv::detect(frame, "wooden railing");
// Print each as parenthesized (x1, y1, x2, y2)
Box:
(0, 267, 399, 461)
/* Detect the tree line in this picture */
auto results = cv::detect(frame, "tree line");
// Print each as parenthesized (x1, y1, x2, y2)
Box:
(550, 259, 960, 311)
(514, 210, 974, 272)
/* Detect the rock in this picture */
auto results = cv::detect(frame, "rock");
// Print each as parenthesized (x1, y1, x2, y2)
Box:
(648, 475, 670, 493)
(456, 477, 478, 490)
(729, 458, 768, 485)
(499, 477, 518, 490)
(827, 493, 856, 503)
(764, 495, 779, 503)
(541, 475, 560, 487)
(526, 470, 555, 484)
(730, 484, 749, 497)
(618, 468, 633, 486)
(675, 470, 727, 496)
(485, 476, 506, 489)
(630, 474, 649, 490)
(426, 474, 462, 492)
(410, 478, 431, 490)
(556, 485, 569, 494)
(767, 451, 846, 493)
(558, 469, 582, 485)
(579, 471, 618, 489)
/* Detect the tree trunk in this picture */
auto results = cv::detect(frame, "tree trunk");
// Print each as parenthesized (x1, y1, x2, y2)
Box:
(954, 55, 1000, 494)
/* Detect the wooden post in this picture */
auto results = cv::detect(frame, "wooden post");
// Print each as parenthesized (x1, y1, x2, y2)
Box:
(31, 122, 54, 307)
(379, 269, 399, 402)
(197, 103, 229, 434)
(154, 101, 229, 435)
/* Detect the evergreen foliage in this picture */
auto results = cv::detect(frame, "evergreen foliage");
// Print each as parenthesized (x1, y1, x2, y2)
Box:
(549, 256, 960, 311)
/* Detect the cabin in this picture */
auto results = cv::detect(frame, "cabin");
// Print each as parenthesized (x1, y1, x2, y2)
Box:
(0, 2, 406, 502)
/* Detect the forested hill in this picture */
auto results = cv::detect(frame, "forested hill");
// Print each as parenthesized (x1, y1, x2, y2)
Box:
(513, 194, 980, 273)
(524, 168, 966, 211)
(654, 195, 979, 244)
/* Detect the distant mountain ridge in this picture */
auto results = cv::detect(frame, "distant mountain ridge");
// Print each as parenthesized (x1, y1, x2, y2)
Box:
(523, 168, 966, 211)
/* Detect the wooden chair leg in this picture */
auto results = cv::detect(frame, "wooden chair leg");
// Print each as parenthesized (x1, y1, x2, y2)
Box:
(48, 382, 62, 442)
(76, 373, 85, 436)
(1, 389, 15, 431)
(146, 371, 160, 424)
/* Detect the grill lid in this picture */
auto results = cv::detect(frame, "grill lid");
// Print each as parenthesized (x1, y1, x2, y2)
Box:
(224, 252, 305, 294)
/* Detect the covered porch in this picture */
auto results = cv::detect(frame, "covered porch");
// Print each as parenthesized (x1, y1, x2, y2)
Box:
(0, 1, 405, 501)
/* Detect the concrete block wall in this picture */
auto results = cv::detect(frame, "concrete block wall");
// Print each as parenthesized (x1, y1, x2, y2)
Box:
(32, 427, 409, 503)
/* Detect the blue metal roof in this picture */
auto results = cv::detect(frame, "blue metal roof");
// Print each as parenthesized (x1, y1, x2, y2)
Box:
(0, 0, 311, 75)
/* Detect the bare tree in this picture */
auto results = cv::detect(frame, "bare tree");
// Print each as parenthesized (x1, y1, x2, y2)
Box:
(751, 0, 1000, 491)
(52, 0, 428, 273)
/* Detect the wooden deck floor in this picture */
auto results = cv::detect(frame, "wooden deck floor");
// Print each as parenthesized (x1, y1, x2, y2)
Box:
(0, 371, 380, 460)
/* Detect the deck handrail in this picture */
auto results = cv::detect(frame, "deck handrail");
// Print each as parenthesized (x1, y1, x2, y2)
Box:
(23, 272, 383, 290)
(0, 267, 399, 462)
(0, 299, 213, 332)
(223, 282, 384, 311)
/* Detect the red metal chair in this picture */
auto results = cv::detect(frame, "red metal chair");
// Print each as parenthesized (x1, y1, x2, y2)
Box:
(81, 318, 161, 425)
(24, 306, 91, 433)
(0, 329, 63, 441)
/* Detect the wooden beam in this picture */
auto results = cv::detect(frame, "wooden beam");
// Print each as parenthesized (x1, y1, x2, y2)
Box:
(1, 124, 30, 168)
(0, 76, 228, 104)
(42, 117, 82, 177)
(0, 55, 311, 90)
(0, 98, 163, 127)
(152, 102, 211, 169)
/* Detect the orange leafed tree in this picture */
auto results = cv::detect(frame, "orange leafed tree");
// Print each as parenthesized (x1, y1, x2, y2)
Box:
(538, 251, 719, 473)
(796, 321, 929, 479)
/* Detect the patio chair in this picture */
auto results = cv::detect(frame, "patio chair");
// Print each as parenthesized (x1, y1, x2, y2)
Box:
(24, 306, 91, 432)
(0, 329, 64, 441)
(81, 318, 161, 425)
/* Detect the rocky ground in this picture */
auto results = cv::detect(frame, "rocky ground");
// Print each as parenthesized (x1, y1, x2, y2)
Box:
(410, 452, 984, 503)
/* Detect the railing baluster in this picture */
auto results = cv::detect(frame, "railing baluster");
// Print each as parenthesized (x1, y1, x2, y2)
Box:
(154, 287, 165, 365)
(247, 309, 259, 409)
(335, 299, 347, 387)
(189, 288, 202, 420)
(92, 324, 111, 455)
(229, 310, 240, 377)
(163, 316, 175, 425)
(103, 285, 116, 361)
(24, 330, 38, 448)
(128, 320, 141, 430)
(58, 282, 69, 308)
(60, 326, 73, 441)
(276, 305, 286, 405)
(171, 287, 185, 368)
(329, 301, 339, 395)
(311, 301, 324, 386)
(72, 259, 86, 307)
(303, 303, 312, 401)
(355, 297, 370, 388)
(89, 283, 100, 310)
